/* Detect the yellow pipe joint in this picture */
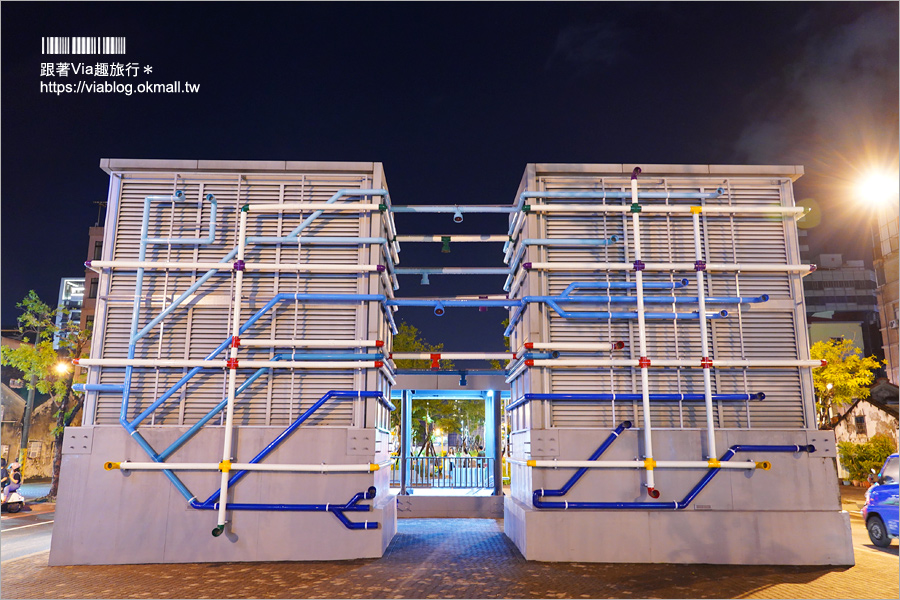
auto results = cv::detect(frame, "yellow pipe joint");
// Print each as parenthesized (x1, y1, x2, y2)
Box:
(526, 459, 537, 467)
(104, 461, 120, 471)
(707, 459, 721, 469)
(370, 463, 380, 472)
(755, 461, 772, 471)
(644, 458, 656, 470)
(218, 459, 231, 473)
(690, 206, 703, 214)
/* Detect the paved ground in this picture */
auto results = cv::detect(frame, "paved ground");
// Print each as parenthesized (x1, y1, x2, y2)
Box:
(1, 486, 897, 599)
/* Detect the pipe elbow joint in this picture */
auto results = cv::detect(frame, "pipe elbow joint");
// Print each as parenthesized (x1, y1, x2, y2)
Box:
(434, 302, 446, 317)
(647, 487, 660, 499)
(211, 524, 225, 537)
(366, 486, 377, 500)
(631, 167, 642, 180)
(174, 190, 186, 201)
(621, 420, 633, 429)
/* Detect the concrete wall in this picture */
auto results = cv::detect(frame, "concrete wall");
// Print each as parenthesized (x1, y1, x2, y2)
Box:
(504, 428, 854, 565)
(49, 425, 396, 565)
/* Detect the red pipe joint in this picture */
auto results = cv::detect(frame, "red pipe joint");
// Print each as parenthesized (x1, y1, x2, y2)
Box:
(430, 353, 441, 370)
(638, 357, 651, 369)
(700, 357, 713, 369)
(525, 359, 535, 367)
(647, 487, 660, 498)
(226, 358, 239, 369)
(230, 336, 241, 348)
(375, 340, 384, 347)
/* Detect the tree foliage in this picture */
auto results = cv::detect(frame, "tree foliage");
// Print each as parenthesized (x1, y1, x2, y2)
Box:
(838, 434, 897, 482)
(810, 339, 882, 429)
(0, 291, 90, 497)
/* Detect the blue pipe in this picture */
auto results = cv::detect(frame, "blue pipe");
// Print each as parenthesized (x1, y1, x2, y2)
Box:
(385, 298, 519, 308)
(73, 383, 125, 393)
(199, 391, 387, 507)
(193, 488, 380, 532)
(532, 444, 815, 510)
(129, 336, 233, 428)
(521, 352, 560, 360)
(561, 280, 690, 295)
(157, 364, 276, 461)
(505, 392, 765, 412)
(146, 194, 217, 245)
(286, 189, 388, 238)
(131, 247, 239, 343)
(539, 295, 769, 305)
(539, 421, 633, 499)
(523, 237, 619, 247)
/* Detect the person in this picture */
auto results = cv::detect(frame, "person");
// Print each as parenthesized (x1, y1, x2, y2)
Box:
(2, 462, 21, 503)
(0, 458, 8, 492)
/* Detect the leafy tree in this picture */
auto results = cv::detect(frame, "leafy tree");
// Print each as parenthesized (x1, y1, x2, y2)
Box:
(810, 339, 882, 429)
(0, 291, 90, 498)
(838, 434, 897, 482)
(489, 318, 511, 370)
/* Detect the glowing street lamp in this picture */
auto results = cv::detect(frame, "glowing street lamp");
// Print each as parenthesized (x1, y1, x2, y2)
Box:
(54, 361, 70, 376)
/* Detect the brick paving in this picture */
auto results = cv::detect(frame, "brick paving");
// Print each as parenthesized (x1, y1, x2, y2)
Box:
(2, 517, 898, 599)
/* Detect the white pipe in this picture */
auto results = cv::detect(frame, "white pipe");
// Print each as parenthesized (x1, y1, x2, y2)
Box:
(239, 339, 383, 348)
(523, 342, 620, 352)
(525, 460, 757, 470)
(523, 262, 816, 273)
(88, 261, 384, 273)
(508, 267, 528, 296)
(77, 358, 385, 369)
(380, 364, 397, 385)
(693, 211, 716, 458)
(505, 361, 529, 383)
(218, 208, 248, 529)
(525, 358, 824, 368)
(249, 203, 382, 212)
(630, 177, 655, 493)
(109, 462, 380, 472)
(524, 204, 805, 215)
(396, 235, 509, 242)
(390, 352, 514, 360)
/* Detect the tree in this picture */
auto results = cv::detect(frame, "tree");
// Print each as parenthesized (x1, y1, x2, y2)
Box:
(0, 291, 90, 498)
(810, 339, 882, 429)
(838, 434, 897, 482)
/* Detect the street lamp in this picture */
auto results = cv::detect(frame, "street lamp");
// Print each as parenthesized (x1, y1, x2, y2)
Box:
(54, 361, 70, 376)
(858, 172, 900, 206)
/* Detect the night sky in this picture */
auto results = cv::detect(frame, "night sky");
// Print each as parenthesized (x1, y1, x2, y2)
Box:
(2, 2, 897, 352)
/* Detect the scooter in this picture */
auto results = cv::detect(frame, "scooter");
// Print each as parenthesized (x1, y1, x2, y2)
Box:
(1, 490, 25, 513)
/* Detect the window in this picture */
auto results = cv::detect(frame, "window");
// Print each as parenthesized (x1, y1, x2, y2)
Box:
(27, 440, 42, 459)
(1, 445, 8, 461)
(92, 241, 103, 260)
(854, 416, 867, 436)
(88, 278, 98, 299)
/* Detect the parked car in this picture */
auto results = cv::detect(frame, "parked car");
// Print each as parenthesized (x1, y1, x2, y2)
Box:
(862, 453, 899, 547)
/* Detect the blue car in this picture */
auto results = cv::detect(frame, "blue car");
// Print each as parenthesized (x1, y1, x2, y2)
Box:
(862, 453, 899, 547)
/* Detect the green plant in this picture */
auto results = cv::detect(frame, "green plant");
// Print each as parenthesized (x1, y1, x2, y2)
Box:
(837, 434, 897, 481)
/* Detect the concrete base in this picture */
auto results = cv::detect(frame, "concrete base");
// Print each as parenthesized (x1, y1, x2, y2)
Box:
(504, 495, 854, 564)
(49, 426, 397, 565)
(396, 494, 504, 518)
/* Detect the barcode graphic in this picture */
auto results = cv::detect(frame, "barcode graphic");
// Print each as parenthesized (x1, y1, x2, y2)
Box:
(42, 37, 126, 55)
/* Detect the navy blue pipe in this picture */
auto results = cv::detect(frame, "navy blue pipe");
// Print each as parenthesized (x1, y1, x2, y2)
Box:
(532, 444, 816, 510)
(198, 391, 386, 507)
(539, 421, 633, 499)
(193, 487, 379, 530)
(505, 392, 764, 412)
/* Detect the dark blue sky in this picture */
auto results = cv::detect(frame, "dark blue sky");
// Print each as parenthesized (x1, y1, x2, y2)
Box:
(2, 2, 897, 350)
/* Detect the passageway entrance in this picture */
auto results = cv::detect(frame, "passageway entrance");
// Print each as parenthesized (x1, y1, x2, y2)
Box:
(390, 389, 508, 496)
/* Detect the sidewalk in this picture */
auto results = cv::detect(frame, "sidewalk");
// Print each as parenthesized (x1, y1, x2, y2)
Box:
(1, 484, 895, 599)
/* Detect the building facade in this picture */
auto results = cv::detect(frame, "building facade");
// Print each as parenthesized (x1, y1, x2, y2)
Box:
(872, 203, 899, 383)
